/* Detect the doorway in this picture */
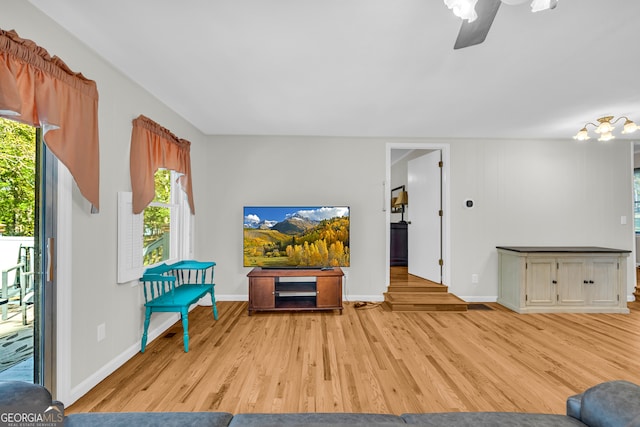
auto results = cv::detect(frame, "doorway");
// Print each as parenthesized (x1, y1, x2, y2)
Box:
(386, 143, 451, 287)
(0, 118, 57, 390)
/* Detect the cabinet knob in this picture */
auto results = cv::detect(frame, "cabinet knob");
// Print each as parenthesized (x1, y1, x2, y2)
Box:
(589, 280, 594, 284)
(552, 280, 557, 284)
(583, 280, 589, 284)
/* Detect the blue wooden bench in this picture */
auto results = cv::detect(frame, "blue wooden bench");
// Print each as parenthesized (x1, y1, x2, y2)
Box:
(140, 260, 217, 353)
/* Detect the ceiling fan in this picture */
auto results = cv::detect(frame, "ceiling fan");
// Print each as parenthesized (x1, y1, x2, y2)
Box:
(445, 0, 559, 49)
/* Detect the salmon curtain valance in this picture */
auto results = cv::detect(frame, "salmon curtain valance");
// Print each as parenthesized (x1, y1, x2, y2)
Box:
(0, 29, 100, 211)
(130, 115, 195, 215)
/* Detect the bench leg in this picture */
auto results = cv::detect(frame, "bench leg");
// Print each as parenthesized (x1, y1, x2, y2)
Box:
(210, 289, 218, 320)
(141, 307, 152, 353)
(181, 309, 189, 352)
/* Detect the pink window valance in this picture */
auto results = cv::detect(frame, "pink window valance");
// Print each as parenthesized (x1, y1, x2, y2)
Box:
(0, 29, 100, 211)
(130, 115, 195, 215)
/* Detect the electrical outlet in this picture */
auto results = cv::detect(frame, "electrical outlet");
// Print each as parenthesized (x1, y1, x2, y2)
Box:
(97, 323, 106, 342)
(621, 216, 627, 225)
(471, 274, 479, 284)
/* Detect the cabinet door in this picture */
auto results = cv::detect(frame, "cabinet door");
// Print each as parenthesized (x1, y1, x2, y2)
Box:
(525, 258, 556, 306)
(249, 277, 275, 309)
(316, 276, 341, 308)
(586, 258, 618, 306)
(557, 258, 586, 306)
(390, 223, 408, 266)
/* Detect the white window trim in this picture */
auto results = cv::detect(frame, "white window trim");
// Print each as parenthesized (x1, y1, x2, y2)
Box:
(117, 171, 193, 284)
(117, 192, 144, 283)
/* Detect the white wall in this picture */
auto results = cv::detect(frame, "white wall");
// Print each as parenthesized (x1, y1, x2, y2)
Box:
(449, 139, 634, 300)
(3, 0, 207, 403)
(192, 136, 387, 302)
(194, 137, 635, 303)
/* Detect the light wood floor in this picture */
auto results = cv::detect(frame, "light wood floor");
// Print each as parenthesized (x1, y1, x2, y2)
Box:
(68, 301, 640, 415)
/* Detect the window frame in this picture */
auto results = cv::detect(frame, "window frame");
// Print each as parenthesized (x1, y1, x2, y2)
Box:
(634, 168, 640, 234)
(117, 170, 193, 283)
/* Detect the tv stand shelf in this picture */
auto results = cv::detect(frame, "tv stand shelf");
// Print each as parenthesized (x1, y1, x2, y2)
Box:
(247, 267, 344, 315)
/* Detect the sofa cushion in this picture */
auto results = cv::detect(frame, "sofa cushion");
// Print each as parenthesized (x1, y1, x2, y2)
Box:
(401, 412, 587, 426)
(65, 411, 233, 427)
(579, 380, 640, 427)
(566, 393, 583, 419)
(628, 414, 640, 427)
(229, 412, 406, 427)
(0, 380, 54, 407)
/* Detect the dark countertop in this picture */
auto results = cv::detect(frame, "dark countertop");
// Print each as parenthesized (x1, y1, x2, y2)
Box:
(497, 246, 631, 254)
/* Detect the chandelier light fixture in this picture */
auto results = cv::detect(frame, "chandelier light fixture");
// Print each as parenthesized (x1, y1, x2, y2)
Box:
(573, 116, 640, 142)
(444, 0, 558, 22)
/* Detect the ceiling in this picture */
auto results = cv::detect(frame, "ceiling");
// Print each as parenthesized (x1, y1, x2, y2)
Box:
(28, 0, 640, 141)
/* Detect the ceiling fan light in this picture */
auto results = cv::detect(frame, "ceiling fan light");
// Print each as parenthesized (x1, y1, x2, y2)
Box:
(622, 119, 639, 134)
(530, 0, 559, 13)
(573, 128, 590, 141)
(597, 132, 615, 142)
(444, 0, 478, 23)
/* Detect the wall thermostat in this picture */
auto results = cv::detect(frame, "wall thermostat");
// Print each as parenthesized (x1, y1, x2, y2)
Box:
(464, 199, 474, 208)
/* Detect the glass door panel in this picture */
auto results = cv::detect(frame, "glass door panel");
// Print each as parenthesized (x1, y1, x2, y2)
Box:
(0, 120, 56, 390)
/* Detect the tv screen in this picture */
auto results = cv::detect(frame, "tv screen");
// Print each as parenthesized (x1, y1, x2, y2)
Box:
(243, 206, 350, 268)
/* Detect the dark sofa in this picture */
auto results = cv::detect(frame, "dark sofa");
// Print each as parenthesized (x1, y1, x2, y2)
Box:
(1, 380, 639, 426)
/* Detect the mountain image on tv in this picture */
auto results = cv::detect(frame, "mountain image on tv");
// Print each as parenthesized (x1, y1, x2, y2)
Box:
(243, 206, 350, 267)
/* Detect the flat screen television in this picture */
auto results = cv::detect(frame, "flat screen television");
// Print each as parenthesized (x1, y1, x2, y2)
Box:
(243, 206, 350, 268)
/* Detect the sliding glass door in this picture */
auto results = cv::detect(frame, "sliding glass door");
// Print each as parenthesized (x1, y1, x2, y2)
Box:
(0, 120, 56, 390)
(35, 131, 57, 390)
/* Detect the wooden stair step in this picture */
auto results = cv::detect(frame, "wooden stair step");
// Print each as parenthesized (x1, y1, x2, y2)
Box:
(387, 284, 448, 293)
(383, 292, 468, 312)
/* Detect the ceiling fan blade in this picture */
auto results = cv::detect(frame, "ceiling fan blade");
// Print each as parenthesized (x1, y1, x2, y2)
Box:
(454, 0, 502, 49)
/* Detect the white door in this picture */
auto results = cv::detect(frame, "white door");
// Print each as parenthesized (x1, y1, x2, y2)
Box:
(407, 151, 441, 282)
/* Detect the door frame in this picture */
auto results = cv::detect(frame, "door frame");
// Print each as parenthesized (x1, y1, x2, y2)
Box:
(385, 142, 451, 286)
(54, 163, 72, 402)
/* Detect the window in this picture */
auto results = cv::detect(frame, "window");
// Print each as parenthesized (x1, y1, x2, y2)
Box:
(635, 168, 640, 233)
(117, 169, 193, 283)
(143, 169, 174, 266)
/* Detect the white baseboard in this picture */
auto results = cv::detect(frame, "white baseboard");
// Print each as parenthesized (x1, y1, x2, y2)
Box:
(342, 294, 384, 302)
(204, 294, 385, 303)
(215, 294, 248, 302)
(460, 296, 498, 303)
(66, 314, 179, 406)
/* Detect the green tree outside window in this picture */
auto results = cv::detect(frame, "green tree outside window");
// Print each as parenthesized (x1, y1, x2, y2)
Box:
(0, 118, 36, 237)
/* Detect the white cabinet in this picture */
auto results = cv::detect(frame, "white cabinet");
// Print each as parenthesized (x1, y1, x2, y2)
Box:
(497, 247, 629, 314)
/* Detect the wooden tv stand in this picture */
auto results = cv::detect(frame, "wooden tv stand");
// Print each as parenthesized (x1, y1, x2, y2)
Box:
(247, 267, 344, 315)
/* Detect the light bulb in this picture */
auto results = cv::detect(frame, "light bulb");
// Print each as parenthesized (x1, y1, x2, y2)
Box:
(573, 128, 590, 141)
(444, 0, 478, 22)
(531, 0, 559, 12)
(622, 120, 638, 134)
(595, 117, 614, 134)
(597, 132, 615, 142)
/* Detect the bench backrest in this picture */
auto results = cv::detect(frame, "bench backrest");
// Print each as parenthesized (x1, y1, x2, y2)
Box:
(140, 274, 176, 303)
(141, 261, 215, 303)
